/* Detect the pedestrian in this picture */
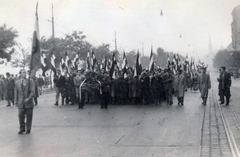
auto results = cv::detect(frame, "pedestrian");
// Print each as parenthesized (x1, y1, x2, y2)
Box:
(173, 69, 187, 106)
(198, 67, 211, 106)
(100, 75, 110, 109)
(5, 72, 15, 107)
(150, 72, 161, 105)
(32, 76, 39, 106)
(37, 74, 45, 95)
(218, 66, 231, 105)
(0, 75, 5, 101)
(74, 69, 85, 108)
(53, 69, 66, 106)
(14, 69, 35, 134)
(162, 68, 174, 105)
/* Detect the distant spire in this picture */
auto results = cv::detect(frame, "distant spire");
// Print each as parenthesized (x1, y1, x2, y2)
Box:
(208, 35, 213, 53)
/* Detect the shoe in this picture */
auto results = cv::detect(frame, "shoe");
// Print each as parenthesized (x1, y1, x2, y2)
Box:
(226, 103, 229, 106)
(178, 102, 180, 105)
(18, 130, 25, 134)
(26, 130, 31, 134)
(35, 103, 38, 106)
(220, 102, 224, 104)
(54, 102, 58, 106)
(169, 102, 173, 105)
(6, 105, 10, 107)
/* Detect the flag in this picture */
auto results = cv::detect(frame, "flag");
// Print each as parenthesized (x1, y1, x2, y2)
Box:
(29, 2, 41, 77)
(86, 52, 90, 71)
(109, 52, 117, 78)
(122, 51, 128, 78)
(91, 50, 97, 71)
(134, 51, 142, 77)
(148, 46, 154, 72)
(50, 53, 56, 75)
(41, 53, 48, 76)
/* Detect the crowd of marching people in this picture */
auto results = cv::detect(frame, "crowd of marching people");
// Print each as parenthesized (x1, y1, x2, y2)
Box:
(52, 65, 206, 109)
(0, 64, 215, 109)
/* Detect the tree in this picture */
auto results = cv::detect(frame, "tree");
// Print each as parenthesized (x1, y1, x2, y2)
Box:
(0, 24, 18, 61)
(213, 50, 231, 68)
(11, 43, 31, 68)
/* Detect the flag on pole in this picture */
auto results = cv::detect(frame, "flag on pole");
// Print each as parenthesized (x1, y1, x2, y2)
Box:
(41, 53, 48, 76)
(148, 46, 154, 72)
(29, 2, 41, 77)
(122, 51, 128, 78)
(134, 51, 142, 77)
(50, 53, 56, 75)
(109, 52, 117, 78)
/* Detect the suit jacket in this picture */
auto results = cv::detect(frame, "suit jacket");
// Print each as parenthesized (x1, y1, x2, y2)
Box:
(14, 78, 35, 109)
(53, 75, 66, 88)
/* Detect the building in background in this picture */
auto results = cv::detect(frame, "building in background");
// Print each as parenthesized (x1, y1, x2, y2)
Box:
(231, 5, 240, 51)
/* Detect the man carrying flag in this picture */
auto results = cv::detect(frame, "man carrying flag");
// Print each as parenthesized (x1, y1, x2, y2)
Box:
(15, 3, 40, 134)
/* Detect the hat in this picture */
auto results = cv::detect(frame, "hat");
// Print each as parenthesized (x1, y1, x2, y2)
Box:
(221, 66, 226, 70)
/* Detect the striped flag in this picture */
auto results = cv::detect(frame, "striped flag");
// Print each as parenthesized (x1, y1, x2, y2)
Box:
(148, 46, 154, 72)
(41, 53, 48, 76)
(29, 2, 41, 77)
(50, 53, 56, 75)
(122, 51, 128, 78)
(134, 51, 142, 77)
(109, 52, 117, 78)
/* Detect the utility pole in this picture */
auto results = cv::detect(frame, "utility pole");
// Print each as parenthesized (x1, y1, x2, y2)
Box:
(50, 3, 55, 89)
(52, 3, 55, 38)
(115, 31, 117, 51)
(142, 43, 144, 56)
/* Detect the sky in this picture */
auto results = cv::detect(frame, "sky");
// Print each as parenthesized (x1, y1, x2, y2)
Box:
(0, 0, 239, 58)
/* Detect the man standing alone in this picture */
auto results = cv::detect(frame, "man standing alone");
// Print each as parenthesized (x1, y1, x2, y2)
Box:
(14, 69, 35, 134)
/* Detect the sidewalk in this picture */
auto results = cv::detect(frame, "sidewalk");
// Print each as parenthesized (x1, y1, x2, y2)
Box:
(220, 78, 240, 150)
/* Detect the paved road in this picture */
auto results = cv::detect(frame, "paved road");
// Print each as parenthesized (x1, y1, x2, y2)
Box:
(0, 75, 234, 157)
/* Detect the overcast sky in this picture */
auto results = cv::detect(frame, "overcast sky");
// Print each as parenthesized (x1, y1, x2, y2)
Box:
(0, 0, 239, 58)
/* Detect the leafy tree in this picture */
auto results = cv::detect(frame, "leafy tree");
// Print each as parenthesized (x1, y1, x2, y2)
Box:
(213, 50, 231, 68)
(0, 24, 18, 61)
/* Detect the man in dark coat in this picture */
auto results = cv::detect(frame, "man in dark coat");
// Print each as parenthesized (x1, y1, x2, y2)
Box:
(198, 67, 211, 106)
(53, 69, 66, 106)
(14, 69, 35, 134)
(218, 66, 231, 105)
(162, 68, 174, 105)
(100, 75, 110, 109)
(5, 72, 15, 107)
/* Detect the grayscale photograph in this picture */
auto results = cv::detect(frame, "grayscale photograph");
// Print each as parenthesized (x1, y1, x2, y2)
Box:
(0, 0, 240, 156)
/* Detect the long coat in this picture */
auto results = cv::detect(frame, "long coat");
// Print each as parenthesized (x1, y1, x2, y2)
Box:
(5, 78, 15, 100)
(0, 78, 5, 99)
(174, 73, 187, 97)
(219, 71, 231, 98)
(14, 78, 35, 109)
(198, 72, 211, 98)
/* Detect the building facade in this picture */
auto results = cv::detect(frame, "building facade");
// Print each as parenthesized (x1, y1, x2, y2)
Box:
(231, 5, 240, 51)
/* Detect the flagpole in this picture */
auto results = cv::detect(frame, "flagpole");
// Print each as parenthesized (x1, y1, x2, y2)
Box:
(50, 3, 55, 90)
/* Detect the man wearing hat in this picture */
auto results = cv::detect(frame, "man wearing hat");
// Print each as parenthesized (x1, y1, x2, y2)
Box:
(218, 66, 231, 105)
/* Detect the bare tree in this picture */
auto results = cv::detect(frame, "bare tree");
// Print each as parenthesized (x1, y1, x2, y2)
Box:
(11, 43, 30, 68)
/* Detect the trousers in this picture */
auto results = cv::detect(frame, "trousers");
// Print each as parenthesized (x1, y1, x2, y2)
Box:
(18, 108, 33, 131)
